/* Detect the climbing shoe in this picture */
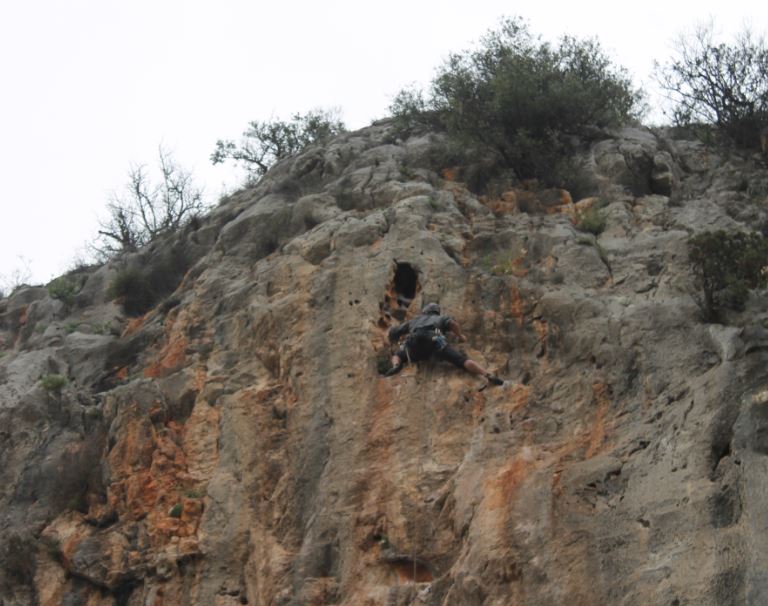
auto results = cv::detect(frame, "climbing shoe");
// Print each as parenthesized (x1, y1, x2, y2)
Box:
(384, 364, 404, 377)
(486, 375, 504, 386)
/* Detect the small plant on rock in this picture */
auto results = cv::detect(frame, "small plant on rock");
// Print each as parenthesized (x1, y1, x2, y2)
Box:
(485, 252, 515, 276)
(47, 276, 81, 309)
(577, 207, 607, 235)
(40, 374, 68, 394)
(91, 322, 112, 335)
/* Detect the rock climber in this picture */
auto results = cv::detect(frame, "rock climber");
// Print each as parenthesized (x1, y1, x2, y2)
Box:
(385, 303, 504, 386)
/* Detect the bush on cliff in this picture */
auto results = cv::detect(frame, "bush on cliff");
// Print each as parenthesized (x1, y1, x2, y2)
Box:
(655, 23, 768, 148)
(108, 245, 191, 316)
(577, 206, 607, 236)
(211, 109, 346, 184)
(96, 147, 206, 259)
(40, 374, 67, 393)
(390, 17, 640, 191)
(47, 275, 83, 310)
(688, 230, 768, 321)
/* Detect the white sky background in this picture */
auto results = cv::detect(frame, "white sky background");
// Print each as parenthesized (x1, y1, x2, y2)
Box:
(0, 0, 765, 287)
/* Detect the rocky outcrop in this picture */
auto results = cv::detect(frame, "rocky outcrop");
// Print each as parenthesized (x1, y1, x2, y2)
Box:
(2, 122, 768, 605)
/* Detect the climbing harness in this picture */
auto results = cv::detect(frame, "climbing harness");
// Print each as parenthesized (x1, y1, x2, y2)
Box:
(404, 327, 448, 359)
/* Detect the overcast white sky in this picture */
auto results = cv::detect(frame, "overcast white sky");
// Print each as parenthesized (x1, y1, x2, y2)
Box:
(1, 0, 765, 287)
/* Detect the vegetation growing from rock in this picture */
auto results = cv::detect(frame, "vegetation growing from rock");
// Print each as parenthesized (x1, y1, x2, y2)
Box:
(46, 276, 82, 309)
(108, 245, 191, 316)
(655, 23, 768, 148)
(40, 374, 67, 393)
(211, 109, 346, 183)
(96, 148, 206, 258)
(577, 206, 607, 235)
(688, 230, 768, 321)
(390, 17, 640, 192)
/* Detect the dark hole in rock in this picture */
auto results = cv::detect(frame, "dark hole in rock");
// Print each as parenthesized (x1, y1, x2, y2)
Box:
(263, 239, 279, 255)
(304, 215, 319, 230)
(393, 262, 418, 302)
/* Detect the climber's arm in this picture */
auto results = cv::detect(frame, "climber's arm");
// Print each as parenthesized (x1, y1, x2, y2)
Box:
(447, 319, 467, 342)
(388, 321, 410, 343)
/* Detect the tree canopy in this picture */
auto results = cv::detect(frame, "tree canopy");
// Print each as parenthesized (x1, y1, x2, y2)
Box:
(390, 17, 641, 188)
(211, 109, 346, 183)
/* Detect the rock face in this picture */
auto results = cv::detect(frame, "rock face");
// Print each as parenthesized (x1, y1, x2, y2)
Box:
(2, 122, 768, 605)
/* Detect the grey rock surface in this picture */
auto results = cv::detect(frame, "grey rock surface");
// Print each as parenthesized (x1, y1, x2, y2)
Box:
(2, 122, 768, 605)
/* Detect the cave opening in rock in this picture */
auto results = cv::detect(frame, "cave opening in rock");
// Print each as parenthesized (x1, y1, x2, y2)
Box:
(376, 261, 421, 336)
(393, 262, 418, 303)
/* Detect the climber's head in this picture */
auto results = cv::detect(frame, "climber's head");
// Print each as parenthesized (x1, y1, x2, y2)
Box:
(422, 303, 441, 315)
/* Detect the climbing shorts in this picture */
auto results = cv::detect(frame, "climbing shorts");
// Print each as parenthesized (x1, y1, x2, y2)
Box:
(394, 342, 468, 369)
(436, 345, 469, 369)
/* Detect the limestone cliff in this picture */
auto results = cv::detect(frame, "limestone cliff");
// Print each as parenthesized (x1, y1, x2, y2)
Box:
(3, 122, 768, 606)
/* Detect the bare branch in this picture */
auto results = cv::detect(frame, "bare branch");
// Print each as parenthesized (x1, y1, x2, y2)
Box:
(654, 22, 768, 146)
(94, 148, 207, 259)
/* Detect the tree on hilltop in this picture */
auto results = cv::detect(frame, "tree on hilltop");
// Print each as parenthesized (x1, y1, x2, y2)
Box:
(654, 23, 768, 147)
(389, 17, 642, 190)
(211, 108, 346, 184)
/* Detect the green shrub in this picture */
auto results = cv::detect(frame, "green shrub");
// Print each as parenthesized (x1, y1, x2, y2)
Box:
(390, 17, 640, 189)
(108, 267, 153, 316)
(389, 87, 439, 138)
(108, 245, 190, 316)
(551, 157, 600, 201)
(482, 252, 517, 276)
(47, 276, 81, 308)
(688, 230, 768, 321)
(40, 374, 68, 393)
(212, 109, 346, 183)
(577, 207, 607, 235)
(91, 322, 112, 335)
